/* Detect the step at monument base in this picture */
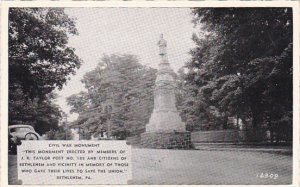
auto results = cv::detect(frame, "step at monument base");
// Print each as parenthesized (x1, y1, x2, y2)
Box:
(140, 132, 193, 149)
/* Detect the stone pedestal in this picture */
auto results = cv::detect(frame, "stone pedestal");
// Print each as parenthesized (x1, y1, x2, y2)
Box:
(140, 35, 192, 149)
(141, 132, 192, 149)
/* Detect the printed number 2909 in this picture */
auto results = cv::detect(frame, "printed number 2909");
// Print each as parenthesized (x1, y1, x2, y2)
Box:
(256, 173, 278, 179)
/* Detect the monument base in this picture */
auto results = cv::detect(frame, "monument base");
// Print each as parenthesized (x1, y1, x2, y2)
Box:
(140, 132, 193, 149)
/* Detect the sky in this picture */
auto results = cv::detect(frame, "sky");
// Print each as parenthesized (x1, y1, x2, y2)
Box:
(54, 8, 197, 122)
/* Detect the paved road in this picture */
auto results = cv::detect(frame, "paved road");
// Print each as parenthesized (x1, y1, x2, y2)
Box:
(9, 148, 292, 185)
(8, 155, 19, 185)
(130, 148, 292, 185)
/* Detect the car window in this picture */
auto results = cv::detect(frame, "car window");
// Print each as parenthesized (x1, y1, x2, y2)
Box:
(15, 128, 31, 133)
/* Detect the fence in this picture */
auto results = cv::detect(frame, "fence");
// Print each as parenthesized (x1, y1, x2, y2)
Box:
(191, 129, 269, 143)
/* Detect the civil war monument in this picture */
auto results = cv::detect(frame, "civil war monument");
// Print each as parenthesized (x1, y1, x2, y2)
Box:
(140, 34, 192, 149)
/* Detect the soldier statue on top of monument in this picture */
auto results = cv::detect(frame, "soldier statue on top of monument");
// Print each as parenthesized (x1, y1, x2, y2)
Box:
(157, 34, 168, 60)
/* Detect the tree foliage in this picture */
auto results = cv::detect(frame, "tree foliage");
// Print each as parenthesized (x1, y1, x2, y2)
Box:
(182, 8, 292, 141)
(45, 124, 73, 140)
(9, 8, 82, 134)
(9, 90, 62, 135)
(9, 8, 81, 99)
(177, 66, 228, 131)
(67, 54, 157, 138)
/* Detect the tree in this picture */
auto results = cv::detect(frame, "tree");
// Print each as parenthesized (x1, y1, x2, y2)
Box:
(45, 124, 73, 140)
(9, 8, 82, 100)
(9, 90, 62, 135)
(177, 67, 227, 131)
(184, 8, 292, 142)
(67, 91, 90, 114)
(9, 8, 82, 134)
(67, 54, 157, 138)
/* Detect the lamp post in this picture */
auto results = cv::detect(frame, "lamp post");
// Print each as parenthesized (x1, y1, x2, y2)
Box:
(106, 105, 112, 139)
(61, 113, 68, 139)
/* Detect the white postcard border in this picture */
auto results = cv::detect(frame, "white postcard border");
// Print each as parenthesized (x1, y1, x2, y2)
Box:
(1, 1, 299, 187)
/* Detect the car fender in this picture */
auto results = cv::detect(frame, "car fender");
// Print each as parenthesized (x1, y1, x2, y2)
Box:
(25, 132, 39, 140)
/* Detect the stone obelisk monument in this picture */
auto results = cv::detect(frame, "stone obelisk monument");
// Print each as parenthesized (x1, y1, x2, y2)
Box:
(140, 34, 192, 149)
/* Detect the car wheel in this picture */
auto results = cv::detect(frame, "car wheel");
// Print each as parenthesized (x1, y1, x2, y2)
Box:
(25, 133, 39, 140)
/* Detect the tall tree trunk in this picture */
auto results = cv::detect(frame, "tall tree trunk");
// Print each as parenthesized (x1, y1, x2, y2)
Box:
(250, 104, 263, 142)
